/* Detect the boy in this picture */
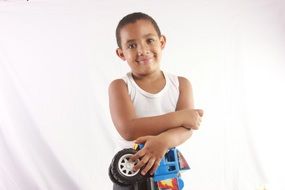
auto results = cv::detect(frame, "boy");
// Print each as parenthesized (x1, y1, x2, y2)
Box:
(109, 12, 203, 189)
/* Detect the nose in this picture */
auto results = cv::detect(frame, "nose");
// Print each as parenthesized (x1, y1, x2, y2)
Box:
(137, 43, 149, 56)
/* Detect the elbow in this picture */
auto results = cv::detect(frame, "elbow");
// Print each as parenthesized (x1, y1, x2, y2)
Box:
(120, 130, 136, 141)
(122, 134, 136, 141)
(116, 124, 137, 141)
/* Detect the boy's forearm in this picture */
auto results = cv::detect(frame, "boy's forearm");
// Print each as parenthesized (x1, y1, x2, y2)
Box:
(158, 127, 193, 148)
(121, 111, 185, 141)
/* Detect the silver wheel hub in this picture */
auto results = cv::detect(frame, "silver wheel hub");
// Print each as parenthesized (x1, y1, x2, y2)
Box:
(118, 154, 140, 177)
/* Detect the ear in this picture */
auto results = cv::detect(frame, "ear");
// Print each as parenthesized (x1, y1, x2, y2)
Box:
(116, 48, 126, 61)
(160, 35, 166, 49)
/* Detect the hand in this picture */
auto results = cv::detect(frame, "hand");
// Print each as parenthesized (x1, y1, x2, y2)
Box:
(130, 135, 168, 176)
(181, 109, 204, 130)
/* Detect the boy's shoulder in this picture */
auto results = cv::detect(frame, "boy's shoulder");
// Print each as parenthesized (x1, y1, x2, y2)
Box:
(177, 76, 190, 82)
(109, 72, 131, 86)
(177, 76, 192, 91)
(109, 78, 127, 91)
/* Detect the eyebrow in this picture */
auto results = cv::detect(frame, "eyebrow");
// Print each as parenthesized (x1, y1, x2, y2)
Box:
(125, 39, 136, 45)
(143, 33, 156, 38)
(124, 33, 157, 45)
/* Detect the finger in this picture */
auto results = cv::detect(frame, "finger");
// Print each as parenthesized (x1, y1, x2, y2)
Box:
(193, 119, 200, 130)
(149, 160, 161, 175)
(134, 136, 148, 144)
(197, 118, 202, 127)
(198, 109, 204, 117)
(133, 154, 150, 171)
(196, 109, 204, 117)
(130, 149, 145, 162)
(199, 116, 202, 123)
(141, 157, 155, 175)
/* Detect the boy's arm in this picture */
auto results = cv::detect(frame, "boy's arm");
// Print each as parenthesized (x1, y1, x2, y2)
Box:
(109, 79, 201, 141)
(162, 76, 196, 147)
(131, 77, 203, 175)
(137, 76, 197, 150)
(158, 76, 201, 148)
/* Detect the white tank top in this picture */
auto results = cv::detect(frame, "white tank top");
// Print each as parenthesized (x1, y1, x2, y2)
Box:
(114, 71, 180, 150)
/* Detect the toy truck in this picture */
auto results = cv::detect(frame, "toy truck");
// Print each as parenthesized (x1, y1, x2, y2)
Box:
(109, 144, 190, 190)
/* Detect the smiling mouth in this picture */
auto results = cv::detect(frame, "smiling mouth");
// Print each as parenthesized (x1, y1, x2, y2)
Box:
(137, 58, 153, 65)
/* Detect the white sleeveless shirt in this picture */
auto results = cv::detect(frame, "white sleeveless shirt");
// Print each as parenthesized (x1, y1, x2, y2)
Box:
(114, 71, 180, 150)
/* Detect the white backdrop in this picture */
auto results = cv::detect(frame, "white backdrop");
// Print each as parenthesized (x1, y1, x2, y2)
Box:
(0, 0, 285, 190)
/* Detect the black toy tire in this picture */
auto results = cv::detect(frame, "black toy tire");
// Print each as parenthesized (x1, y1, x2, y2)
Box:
(109, 163, 128, 186)
(109, 148, 146, 185)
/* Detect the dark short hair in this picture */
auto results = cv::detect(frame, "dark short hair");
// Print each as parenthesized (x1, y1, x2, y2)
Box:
(115, 12, 161, 48)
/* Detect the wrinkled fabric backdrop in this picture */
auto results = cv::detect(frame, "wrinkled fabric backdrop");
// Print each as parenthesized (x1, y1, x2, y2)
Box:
(0, 0, 285, 189)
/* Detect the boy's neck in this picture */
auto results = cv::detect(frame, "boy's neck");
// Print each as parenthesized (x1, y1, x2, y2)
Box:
(132, 70, 164, 82)
(131, 70, 166, 94)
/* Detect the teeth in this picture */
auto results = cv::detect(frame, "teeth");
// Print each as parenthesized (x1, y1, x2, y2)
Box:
(139, 60, 149, 64)
(137, 58, 152, 64)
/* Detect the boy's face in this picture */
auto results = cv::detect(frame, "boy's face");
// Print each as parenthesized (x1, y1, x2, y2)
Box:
(116, 19, 166, 77)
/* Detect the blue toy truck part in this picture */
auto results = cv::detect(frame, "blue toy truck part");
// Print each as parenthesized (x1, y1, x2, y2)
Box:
(153, 148, 182, 181)
(135, 144, 190, 189)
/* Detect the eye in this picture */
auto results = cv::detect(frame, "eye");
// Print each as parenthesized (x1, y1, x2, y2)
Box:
(127, 43, 137, 49)
(147, 38, 155, 44)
